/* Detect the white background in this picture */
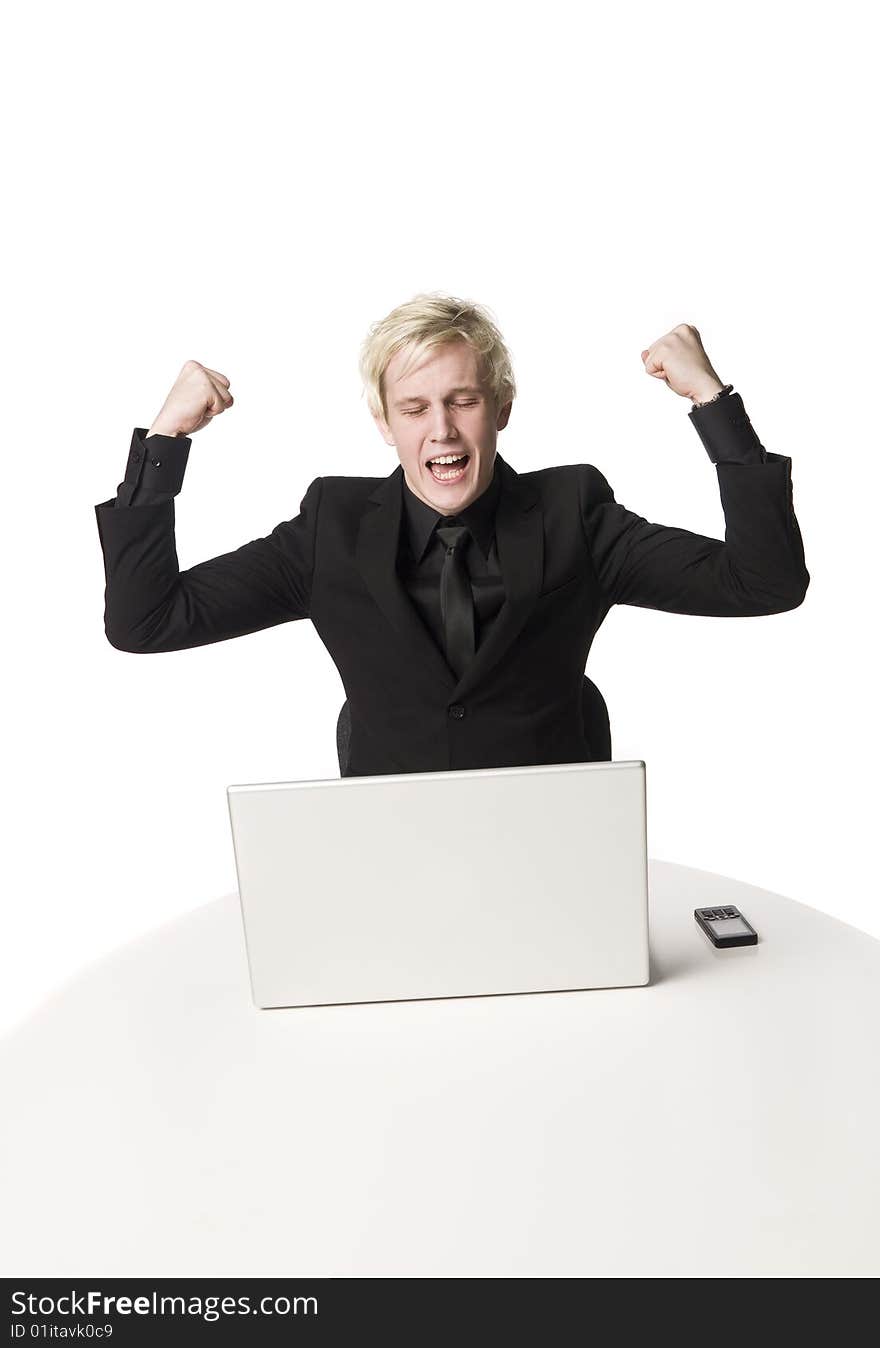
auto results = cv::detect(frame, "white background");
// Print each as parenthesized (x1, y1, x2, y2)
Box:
(2, 0, 876, 1034)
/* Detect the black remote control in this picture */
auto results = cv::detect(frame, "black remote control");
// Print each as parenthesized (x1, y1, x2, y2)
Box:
(694, 905, 758, 947)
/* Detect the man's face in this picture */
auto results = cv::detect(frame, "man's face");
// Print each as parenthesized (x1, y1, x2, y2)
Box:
(372, 339, 512, 515)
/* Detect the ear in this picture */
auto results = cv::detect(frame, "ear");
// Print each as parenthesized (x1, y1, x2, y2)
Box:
(496, 399, 513, 432)
(371, 408, 396, 448)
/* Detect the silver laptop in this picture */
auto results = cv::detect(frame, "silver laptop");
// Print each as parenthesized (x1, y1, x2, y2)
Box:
(227, 760, 650, 1009)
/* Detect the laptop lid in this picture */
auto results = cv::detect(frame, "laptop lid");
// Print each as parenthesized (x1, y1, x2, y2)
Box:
(227, 759, 649, 1008)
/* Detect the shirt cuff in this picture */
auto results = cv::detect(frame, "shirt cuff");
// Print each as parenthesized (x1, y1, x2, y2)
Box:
(688, 390, 767, 464)
(115, 426, 192, 506)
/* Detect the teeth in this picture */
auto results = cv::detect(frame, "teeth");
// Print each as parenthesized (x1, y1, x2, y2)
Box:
(429, 454, 467, 465)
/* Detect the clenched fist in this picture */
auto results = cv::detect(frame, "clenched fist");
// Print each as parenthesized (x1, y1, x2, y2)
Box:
(147, 360, 234, 438)
(640, 324, 725, 404)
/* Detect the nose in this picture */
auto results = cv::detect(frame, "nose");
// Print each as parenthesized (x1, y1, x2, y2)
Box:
(428, 404, 458, 441)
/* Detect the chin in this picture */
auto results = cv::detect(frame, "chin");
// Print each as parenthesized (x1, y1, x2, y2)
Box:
(429, 484, 479, 514)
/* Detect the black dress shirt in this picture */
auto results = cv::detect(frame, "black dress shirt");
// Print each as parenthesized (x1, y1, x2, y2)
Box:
(397, 462, 506, 659)
(112, 389, 767, 666)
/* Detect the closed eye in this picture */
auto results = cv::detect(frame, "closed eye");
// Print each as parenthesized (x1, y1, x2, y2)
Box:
(402, 400, 480, 417)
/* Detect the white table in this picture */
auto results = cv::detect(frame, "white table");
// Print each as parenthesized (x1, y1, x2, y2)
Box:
(2, 861, 878, 1277)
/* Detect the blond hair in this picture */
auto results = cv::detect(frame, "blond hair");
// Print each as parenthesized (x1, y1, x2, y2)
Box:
(358, 290, 517, 422)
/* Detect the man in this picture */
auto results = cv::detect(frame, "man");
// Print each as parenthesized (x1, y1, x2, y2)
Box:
(94, 292, 809, 777)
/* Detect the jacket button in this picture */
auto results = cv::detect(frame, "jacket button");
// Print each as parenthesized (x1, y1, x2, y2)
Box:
(448, 703, 465, 719)
(131, 448, 141, 462)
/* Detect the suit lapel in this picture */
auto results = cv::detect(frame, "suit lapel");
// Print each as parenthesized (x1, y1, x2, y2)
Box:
(355, 454, 543, 699)
(452, 455, 543, 700)
(357, 465, 458, 693)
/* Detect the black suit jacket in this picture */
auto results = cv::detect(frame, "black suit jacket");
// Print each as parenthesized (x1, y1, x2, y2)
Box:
(95, 397, 808, 776)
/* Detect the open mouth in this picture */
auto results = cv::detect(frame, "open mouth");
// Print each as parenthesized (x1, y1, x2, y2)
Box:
(426, 453, 470, 483)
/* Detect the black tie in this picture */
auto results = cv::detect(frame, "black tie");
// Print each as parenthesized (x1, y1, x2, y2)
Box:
(435, 522, 475, 677)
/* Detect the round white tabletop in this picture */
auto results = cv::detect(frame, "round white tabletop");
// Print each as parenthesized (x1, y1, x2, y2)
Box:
(2, 861, 878, 1277)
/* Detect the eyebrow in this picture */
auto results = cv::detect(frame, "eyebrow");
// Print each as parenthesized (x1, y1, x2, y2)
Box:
(392, 385, 484, 407)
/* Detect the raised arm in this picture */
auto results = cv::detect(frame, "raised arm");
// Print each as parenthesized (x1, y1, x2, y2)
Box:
(580, 325, 809, 617)
(94, 360, 323, 652)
